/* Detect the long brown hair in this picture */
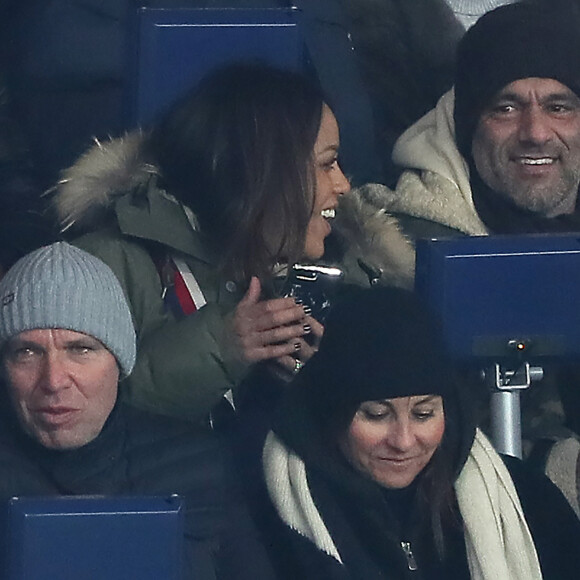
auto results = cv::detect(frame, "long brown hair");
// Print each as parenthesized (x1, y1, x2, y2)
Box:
(146, 62, 326, 284)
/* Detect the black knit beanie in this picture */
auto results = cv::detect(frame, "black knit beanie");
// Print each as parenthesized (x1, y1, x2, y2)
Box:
(454, 2, 580, 158)
(293, 287, 455, 420)
(272, 286, 476, 480)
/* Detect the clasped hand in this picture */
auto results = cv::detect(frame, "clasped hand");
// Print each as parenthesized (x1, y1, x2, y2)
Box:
(232, 277, 323, 374)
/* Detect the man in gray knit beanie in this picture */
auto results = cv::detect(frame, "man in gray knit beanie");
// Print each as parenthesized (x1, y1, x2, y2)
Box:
(0, 242, 277, 577)
(0, 241, 136, 450)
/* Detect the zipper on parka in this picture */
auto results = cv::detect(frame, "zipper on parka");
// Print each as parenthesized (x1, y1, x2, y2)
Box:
(400, 541, 418, 571)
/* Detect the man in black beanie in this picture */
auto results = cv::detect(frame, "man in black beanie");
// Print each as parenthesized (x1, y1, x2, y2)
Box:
(347, 0, 580, 240)
(454, 0, 580, 233)
(332, 0, 580, 518)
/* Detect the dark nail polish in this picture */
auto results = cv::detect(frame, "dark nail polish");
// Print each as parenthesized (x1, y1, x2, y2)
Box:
(303, 306, 312, 316)
(294, 297, 304, 305)
(294, 342, 301, 351)
(303, 324, 311, 334)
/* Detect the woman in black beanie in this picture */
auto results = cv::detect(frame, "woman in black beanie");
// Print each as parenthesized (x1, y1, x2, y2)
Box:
(261, 286, 580, 579)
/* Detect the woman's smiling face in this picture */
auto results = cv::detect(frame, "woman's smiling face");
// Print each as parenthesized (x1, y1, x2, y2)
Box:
(340, 395, 445, 489)
(303, 104, 350, 260)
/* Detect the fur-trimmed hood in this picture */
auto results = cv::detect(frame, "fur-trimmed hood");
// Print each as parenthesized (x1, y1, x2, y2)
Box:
(53, 130, 416, 289)
(54, 131, 158, 234)
(332, 187, 416, 289)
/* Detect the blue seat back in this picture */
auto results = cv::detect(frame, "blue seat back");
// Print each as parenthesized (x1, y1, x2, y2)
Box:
(2, 495, 184, 580)
(128, 7, 305, 127)
(415, 233, 580, 364)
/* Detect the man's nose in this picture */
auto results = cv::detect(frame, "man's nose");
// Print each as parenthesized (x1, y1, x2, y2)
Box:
(518, 106, 552, 145)
(40, 356, 71, 393)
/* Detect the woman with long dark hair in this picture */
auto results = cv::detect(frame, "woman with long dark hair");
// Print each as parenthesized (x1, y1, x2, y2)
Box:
(262, 287, 580, 579)
(53, 62, 350, 424)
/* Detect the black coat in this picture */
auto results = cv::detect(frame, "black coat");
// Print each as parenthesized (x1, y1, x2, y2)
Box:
(0, 397, 276, 580)
(257, 449, 580, 580)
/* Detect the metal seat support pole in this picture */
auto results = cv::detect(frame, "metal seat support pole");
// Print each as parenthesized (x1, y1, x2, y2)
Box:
(490, 389, 523, 458)
(483, 362, 543, 459)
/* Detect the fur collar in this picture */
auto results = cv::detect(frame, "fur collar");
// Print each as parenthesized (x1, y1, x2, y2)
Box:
(333, 188, 416, 288)
(54, 131, 156, 234)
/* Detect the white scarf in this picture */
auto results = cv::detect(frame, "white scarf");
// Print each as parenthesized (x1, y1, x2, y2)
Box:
(263, 428, 543, 580)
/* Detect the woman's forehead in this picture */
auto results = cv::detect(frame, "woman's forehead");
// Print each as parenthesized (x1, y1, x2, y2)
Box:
(361, 395, 443, 406)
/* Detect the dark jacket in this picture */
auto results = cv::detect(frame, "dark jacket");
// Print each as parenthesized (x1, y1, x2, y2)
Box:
(0, 392, 276, 580)
(342, 0, 463, 187)
(261, 447, 580, 580)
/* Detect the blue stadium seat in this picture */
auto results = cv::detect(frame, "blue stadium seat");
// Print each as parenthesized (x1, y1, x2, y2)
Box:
(415, 233, 580, 457)
(2, 495, 184, 580)
(128, 7, 305, 127)
(127, 4, 380, 184)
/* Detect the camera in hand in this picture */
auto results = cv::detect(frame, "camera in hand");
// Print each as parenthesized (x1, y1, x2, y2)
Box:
(282, 264, 344, 323)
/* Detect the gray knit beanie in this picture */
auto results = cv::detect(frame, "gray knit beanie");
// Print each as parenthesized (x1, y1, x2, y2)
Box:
(0, 242, 136, 377)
